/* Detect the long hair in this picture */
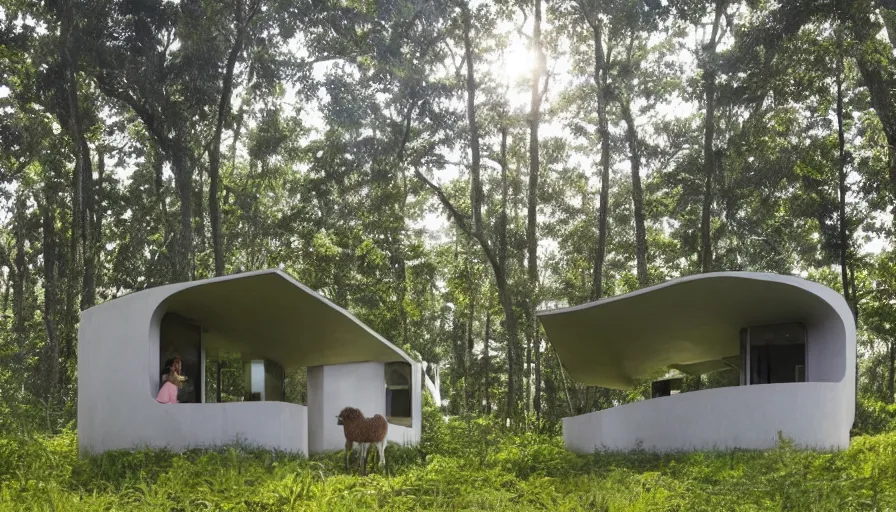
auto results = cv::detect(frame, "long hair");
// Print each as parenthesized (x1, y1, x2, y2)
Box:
(162, 357, 186, 389)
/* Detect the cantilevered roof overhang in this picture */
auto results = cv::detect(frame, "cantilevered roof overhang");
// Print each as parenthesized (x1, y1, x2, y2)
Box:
(536, 272, 845, 390)
(153, 269, 413, 369)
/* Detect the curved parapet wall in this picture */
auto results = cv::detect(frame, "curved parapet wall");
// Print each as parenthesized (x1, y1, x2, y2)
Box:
(77, 269, 421, 455)
(537, 272, 856, 453)
(563, 383, 848, 453)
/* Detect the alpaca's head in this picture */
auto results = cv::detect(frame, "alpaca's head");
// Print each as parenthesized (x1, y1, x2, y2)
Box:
(336, 406, 363, 425)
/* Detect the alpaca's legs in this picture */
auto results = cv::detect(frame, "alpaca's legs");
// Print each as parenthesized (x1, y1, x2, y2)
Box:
(376, 441, 385, 466)
(376, 440, 387, 475)
(344, 440, 353, 471)
(359, 443, 369, 475)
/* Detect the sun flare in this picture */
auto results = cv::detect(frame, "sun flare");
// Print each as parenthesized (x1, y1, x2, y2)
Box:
(498, 39, 536, 86)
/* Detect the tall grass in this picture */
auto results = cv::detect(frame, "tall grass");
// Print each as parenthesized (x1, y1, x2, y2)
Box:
(0, 420, 894, 511)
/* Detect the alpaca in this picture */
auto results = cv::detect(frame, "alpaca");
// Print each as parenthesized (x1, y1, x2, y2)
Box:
(336, 406, 388, 475)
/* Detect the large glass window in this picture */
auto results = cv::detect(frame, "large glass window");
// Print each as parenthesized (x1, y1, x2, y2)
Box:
(746, 322, 807, 385)
(204, 351, 299, 404)
(159, 313, 202, 403)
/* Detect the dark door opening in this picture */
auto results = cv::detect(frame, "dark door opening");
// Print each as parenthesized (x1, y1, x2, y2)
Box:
(746, 322, 807, 385)
(160, 313, 202, 403)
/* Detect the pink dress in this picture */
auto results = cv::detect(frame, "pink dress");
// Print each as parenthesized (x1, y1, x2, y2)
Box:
(156, 381, 179, 404)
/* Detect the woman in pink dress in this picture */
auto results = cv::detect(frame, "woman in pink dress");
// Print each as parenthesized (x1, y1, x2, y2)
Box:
(156, 357, 185, 403)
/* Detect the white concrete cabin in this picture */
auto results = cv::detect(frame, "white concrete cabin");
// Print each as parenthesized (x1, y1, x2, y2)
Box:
(77, 269, 422, 456)
(537, 272, 856, 453)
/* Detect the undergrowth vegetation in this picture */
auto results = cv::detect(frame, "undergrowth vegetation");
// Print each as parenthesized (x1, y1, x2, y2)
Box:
(1, 413, 895, 511)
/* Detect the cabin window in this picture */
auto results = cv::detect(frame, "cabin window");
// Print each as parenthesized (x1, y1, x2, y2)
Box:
(159, 313, 202, 403)
(204, 352, 292, 403)
(745, 322, 807, 385)
(650, 377, 683, 398)
(157, 313, 303, 405)
(385, 362, 412, 427)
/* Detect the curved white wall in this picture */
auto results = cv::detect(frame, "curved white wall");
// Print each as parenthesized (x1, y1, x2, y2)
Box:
(563, 383, 849, 453)
(78, 270, 422, 455)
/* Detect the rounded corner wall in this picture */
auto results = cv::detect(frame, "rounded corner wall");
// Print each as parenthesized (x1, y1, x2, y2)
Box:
(540, 272, 857, 453)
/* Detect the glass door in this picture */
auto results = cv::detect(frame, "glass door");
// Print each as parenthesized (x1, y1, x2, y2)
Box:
(160, 313, 202, 403)
(745, 322, 807, 385)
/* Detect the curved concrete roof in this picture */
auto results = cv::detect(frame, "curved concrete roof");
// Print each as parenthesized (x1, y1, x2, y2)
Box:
(536, 272, 852, 389)
(96, 269, 414, 368)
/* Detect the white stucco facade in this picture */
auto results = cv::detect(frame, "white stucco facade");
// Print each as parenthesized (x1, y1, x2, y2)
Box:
(77, 269, 422, 456)
(538, 272, 856, 453)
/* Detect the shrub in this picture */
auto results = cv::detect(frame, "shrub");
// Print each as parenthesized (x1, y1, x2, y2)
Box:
(852, 398, 896, 437)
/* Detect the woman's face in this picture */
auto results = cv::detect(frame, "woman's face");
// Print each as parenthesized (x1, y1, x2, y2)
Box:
(172, 359, 182, 373)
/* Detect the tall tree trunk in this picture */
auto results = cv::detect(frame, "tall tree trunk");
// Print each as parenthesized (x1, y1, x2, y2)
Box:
(452, 305, 466, 416)
(41, 186, 61, 407)
(525, 323, 532, 413)
(81, 146, 95, 310)
(58, 219, 75, 387)
(12, 192, 28, 366)
(620, 96, 648, 287)
(533, 333, 542, 422)
(416, 4, 521, 422)
(527, 0, 545, 418)
(497, 126, 510, 420)
(483, 307, 491, 414)
(172, 148, 194, 282)
(1, 275, 9, 314)
(395, 99, 417, 352)
(888, 340, 895, 403)
(463, 5, 483, 238)
(835, 44, 853, 316)
(209, 16, 249, 277)
(466, 283, 475, 415)
(228, 63, 255, 170)
(93, 147, 105, 299)
(196, 161, 205, 266)
(459, 1, 519, 420)
(591, 18, 611, 300)
(150, 143, 172, 284)
(499, 126, 509, 281)
(700, 2, 724, 274)
(61, 4, 93, 308)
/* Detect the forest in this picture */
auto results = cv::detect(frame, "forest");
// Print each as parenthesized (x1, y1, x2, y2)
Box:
(2, 0, 896, 509)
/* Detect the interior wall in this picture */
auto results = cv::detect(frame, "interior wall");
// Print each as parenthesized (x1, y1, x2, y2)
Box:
(806, 310, 846, 383)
